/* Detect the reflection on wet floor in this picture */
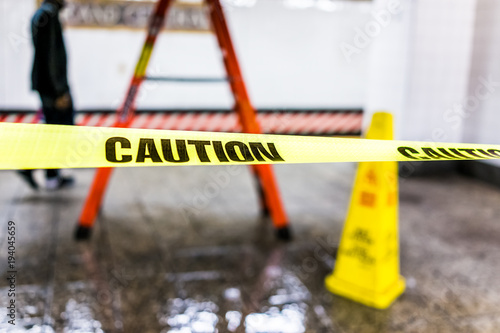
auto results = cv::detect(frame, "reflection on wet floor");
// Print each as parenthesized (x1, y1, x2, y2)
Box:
(62, 298, 104, 333)
(161, 298, 219, 332)
(158, 243, 320, 333)
(0, 242, 330, 333)
(2, 165, 500, 332)
(158, 254, 312, 333)
(0, 282, 104, 333)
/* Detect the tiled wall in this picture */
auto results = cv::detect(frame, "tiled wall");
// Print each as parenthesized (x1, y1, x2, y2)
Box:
(463, 0, 500, 149)
(400, 0, 477, 142)
(364, 0, 413, 139)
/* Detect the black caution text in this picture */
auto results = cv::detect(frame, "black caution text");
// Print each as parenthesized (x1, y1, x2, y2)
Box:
(397, 146, 500, 160)
(105, 137, 285, 164)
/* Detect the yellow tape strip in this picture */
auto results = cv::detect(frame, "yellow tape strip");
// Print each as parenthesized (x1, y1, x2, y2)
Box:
(1, 122, 500, 170)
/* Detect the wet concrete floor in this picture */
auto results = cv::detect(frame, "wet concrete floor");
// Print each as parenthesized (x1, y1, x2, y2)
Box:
(1, 163, 500, 332)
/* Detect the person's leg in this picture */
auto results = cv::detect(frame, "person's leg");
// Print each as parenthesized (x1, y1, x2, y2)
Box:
(15, 96, 49, 190)
(40, 93, 74, 125)
(40, 93, 75, 190)
(46, 169, 59, 178)
(17, 170, 39, 190)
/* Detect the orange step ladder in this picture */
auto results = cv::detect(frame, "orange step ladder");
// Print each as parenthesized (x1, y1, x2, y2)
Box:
(74, 0, 290, 240)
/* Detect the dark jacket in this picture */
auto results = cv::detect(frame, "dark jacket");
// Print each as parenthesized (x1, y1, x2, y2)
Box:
(31, 2, 69, 98)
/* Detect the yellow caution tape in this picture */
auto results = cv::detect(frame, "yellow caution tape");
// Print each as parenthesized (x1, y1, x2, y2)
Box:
(1, 122, 500, 170)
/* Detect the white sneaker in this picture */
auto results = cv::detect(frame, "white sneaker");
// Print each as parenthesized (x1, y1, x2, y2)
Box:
(46, 178, 59, 190)
(46, 176, 75, 190)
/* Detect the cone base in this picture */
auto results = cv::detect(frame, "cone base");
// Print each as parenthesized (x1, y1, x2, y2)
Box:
(325, 274, 405, 309)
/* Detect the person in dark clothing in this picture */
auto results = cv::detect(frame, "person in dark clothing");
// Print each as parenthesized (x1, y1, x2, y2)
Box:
(18, 0, 74, 190)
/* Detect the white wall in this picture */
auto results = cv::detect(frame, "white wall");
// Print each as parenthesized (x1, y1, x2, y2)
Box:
(363, 0, 412, 140)
(0, 0, 371, 110)
(463, 0, 500, 166)
(0, 1, 39, 108)
(400, 0, 477, 143)
(364, 0, 500, 151)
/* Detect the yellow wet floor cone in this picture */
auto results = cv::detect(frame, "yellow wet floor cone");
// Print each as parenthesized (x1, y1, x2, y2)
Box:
(325, 112, 405, 309)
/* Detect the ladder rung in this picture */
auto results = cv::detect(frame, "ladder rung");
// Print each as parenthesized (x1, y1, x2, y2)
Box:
(145, 76, 228, 83)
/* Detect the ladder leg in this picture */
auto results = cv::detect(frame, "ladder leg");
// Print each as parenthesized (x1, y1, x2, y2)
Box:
(208, 0, 291, 239)
(74, 167, 114, 240)
(253, 164, 291, 240)
(74, 0, 173, 240)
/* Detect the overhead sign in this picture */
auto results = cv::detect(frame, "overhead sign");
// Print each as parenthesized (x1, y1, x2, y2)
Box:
(38, 0, 210, 31)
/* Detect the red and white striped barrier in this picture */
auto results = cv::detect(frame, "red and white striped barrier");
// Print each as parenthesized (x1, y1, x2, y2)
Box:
(0, 110, 363, 136)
